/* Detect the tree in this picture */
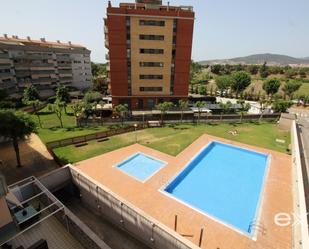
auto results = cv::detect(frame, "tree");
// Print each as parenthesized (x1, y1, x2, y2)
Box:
(219, 101, 232, 121)
(237, 100, 251, 122)
(299, 68, 307, 78)
(91, 62, 107, 78)
(72, 101, 83, 126)
(282, 80, 302, 100)
(258, 96, 268, 122)
(0, 89, 8, 100)
(22, 85, 42, 128)
(198, 85, 207, 96)
(210, 64, 223, 75)
(0, 110, 37, 167)
(262, 78, 281, 99)
(230, 71, 251, 98)
(190, 61, 203, 83)
(272, 100, 293, 113)
(285, 68, 298, 79)
(156, 102, 173, 123)
(195, 101, 205, 124)
(178, 100, 188, 123)
(84, 91, 102, 104)
(247, 65, 259, 75)
(113, 104, 128, 126)
(48, 100, 65, 128)
(216, 75, 232, 97)
(260, 62, 269, 78)
(56, 84, 70, 113)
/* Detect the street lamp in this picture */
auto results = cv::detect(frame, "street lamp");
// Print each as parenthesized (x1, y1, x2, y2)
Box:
(134, 123, 138, 143)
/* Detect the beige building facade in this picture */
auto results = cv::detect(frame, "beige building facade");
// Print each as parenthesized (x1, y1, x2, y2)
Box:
(0, 35, 92, 97)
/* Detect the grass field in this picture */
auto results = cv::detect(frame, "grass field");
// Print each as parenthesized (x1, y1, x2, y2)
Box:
(34, 106, 110, 143)
(53, 122, 291, 164)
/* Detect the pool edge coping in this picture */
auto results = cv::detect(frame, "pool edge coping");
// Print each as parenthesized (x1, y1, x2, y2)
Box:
(158, 140, 271, 241)
(113, 151, 168, 183)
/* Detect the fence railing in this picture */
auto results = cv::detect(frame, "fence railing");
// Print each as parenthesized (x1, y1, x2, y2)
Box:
(46, 125, 143, 149)
(69, 166, 200, 249)
(78, 113, 280, 126)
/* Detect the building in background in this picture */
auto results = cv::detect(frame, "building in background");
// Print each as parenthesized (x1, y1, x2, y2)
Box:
(105, 0, 194, 109)
(0, 35, 92, 98)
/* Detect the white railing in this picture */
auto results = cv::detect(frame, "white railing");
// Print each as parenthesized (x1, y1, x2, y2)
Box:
(291, 120, 309, 249)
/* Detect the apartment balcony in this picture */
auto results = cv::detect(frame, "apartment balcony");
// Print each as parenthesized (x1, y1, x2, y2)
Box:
(31, 70, 55, 75)
(104, 25, 108, 34)
(58, 69, 72, 74)
(23, 54, 54, 60)
(106, 64, 110, 71)
(0, 58, 12, 64)
(15, 71, 31, 77)
(0, 53, 9, 59)
(31, 77, 54, 83)
(0, 72, 13, 78)
(31, 63, 55, 68)
(0, 63, 11, 69)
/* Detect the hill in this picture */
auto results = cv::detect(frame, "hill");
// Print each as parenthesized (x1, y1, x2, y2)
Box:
(200, 53, 309, 66)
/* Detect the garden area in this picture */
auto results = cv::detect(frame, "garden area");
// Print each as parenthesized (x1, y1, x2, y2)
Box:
(53, 122, 291, 164)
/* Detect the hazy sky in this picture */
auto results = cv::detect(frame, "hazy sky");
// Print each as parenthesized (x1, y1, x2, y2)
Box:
(0, 0, 308, 62)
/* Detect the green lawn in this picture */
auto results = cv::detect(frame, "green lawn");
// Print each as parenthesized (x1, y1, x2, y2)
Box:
(34, 106, 110, 143)
(54, 122, 291, 164)
(296, 83, 309, 96)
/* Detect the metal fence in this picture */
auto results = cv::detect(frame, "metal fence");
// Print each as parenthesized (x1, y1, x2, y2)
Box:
(69, 166, 200, 249)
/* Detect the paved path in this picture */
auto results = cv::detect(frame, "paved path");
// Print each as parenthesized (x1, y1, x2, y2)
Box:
(0, 134, 58, 184)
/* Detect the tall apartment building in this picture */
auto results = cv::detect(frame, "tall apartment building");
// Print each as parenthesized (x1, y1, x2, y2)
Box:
(105, 0, 194, 109)
(0, 35, 92, 97)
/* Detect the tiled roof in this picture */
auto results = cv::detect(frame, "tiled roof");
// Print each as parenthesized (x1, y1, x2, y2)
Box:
(0, 36, 85, 49)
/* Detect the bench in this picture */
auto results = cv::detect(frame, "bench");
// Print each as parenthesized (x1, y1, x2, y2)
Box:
(147, 121, 161, 127)
(97, 137, 109, 142)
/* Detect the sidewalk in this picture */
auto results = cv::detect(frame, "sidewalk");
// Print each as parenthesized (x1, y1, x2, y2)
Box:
(0, 134, 58, 184)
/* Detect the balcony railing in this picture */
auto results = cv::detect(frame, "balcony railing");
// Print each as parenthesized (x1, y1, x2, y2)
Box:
(0, 72, 13, 78)
(0, 53, 10, 59)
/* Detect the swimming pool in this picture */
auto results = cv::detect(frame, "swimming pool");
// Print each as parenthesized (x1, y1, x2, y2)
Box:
(116, 152, 166, 182)
(164, 141, 269, 236)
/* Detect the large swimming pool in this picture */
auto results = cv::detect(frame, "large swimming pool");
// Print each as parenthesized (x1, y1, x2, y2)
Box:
(164, 141, 269, 236)
(116, 153, 166, 182)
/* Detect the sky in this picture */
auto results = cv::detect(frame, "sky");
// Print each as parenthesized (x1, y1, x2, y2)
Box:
(0, 0, 308, 63)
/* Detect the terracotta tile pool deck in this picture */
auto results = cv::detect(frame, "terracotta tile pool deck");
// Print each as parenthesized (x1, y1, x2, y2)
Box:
(75, 134, 292, 249)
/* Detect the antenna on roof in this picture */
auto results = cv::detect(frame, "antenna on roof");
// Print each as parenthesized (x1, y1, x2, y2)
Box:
(40, 37, 46, 42)
(68, 41, 72, 46)
(57, 40, 61, 43)
(3, 34, 8, 39)
(27, 36, 31, 41)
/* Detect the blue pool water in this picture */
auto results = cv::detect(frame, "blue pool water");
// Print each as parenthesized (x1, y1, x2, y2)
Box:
(164, 142, 268, 235)
(117, 153, 166, 181)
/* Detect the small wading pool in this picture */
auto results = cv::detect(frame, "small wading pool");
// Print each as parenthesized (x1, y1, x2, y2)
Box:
(163, 141, 269, 236)
(116, 152, 166, 182)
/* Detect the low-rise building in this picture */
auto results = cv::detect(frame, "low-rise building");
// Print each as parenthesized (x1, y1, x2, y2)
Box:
(0, 35, 92, 97)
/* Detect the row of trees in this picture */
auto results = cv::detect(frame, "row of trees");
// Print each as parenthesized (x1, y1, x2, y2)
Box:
(209, 62, 309, 79)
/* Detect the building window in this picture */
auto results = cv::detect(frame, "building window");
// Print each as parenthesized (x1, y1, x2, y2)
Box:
(139, 34, 164, 41)
(140, 75, 163, 80)
(140, 62, 164, 67)
(140, 49, 164, 54)
(139, 20, 165, 26)
(140, 87, 163, 92)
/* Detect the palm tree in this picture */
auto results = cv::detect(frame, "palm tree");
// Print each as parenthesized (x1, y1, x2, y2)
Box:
(178, 100, 188, 123)
(113, 104, 128, 126)
(258, 96, 267, 122)
(195, 101, 205, 124)
(156, 102, 173, 124)
(237, 100, 251, 123)
(0, 110, 37, 167)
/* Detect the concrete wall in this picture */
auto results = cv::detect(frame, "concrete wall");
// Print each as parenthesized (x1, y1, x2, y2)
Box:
(69, 166, 200, 249)
(291, 121, 309, 249)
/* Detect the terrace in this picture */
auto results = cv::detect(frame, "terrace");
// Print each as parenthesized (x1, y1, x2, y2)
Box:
(0, 176, 110, 249)
(72, 134, 293, 249)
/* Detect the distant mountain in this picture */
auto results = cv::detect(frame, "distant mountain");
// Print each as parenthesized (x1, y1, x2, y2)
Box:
(199, 53, 309, 66)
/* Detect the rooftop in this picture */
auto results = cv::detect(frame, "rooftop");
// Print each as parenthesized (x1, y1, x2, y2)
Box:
(0, 35, 86, 50)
